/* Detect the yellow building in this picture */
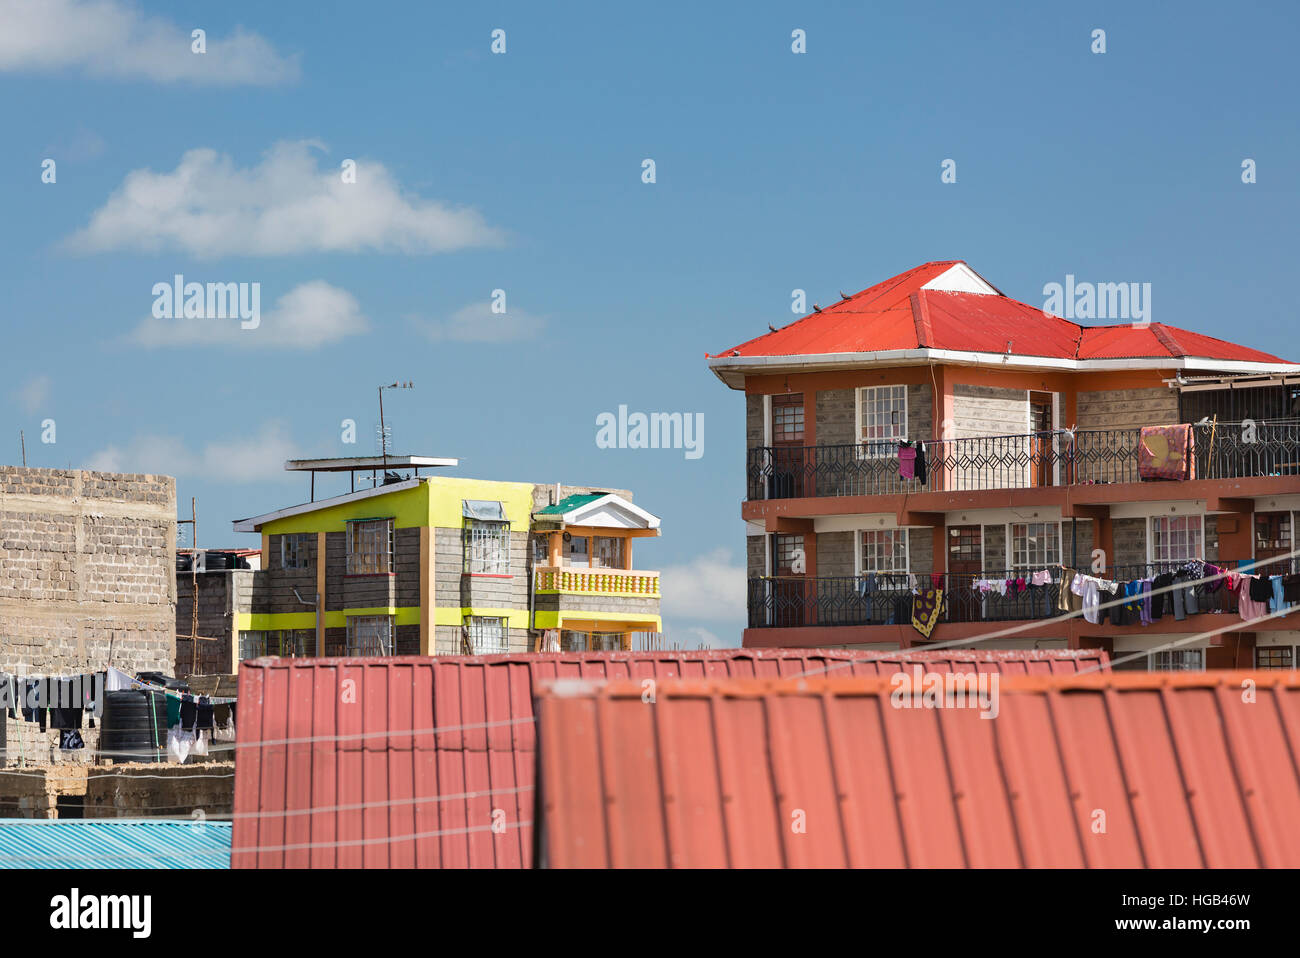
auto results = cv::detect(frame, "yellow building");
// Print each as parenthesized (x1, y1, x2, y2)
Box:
(230, 457, 661, 666)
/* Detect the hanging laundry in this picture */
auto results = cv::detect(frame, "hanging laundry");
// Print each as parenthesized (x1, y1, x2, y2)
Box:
(1137, 423, 1196, 480)
(911, 588, 944, 639)
(1238, 575, 1269, 622)
(59, 729, 85, 751)
(897, 443, 917, 480)
(914, 444, 928, 485)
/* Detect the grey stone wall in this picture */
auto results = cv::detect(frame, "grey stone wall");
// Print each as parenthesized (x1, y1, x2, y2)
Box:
(983, 523, 1007, 571)
(747, 535, 766, 578)
(817, 531, 855, 578)
(908, 529, 934, 575)
(1076, 388, 1179, 431)
(746, 395, 763, 446)
(1112, 517, 1147, 569)
(0, 467, 176, 764)
(951, 384, 1027, 437)
(817, 390, 855, 445)
(261, 533, 317, 614)
(174, 569, 256, 676)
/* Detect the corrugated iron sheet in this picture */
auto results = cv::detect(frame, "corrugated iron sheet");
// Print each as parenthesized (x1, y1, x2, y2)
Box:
(536, 671, 1300, 868)
(0, 820, 230, 869)
(232, 648, 1107, 868)
(712, 261, 1288, 364)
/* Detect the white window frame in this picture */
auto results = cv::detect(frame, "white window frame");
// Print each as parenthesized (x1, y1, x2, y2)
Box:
(464, 519, 511, 574)
(1008, 521, 1063, 571)
(465, 615, 509, 654)
(1148, 515, 1204, 566)
(856, 528, 909, 576)
(1150, 649, 1204, 672)
(346, 518, 393, 575)
(855, 385, 908, 459)
(346, 615, 394, 656)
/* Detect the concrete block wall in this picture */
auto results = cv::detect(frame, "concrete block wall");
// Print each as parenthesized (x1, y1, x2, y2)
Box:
(1076, 387, 1179, 431)
(174, 569, 252, 677)
(0, 467, 175, 765)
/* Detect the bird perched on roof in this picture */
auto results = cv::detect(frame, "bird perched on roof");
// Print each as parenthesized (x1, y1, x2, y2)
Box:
(839, 291, 851, 301)
(812, 303, 822, 312)
(768, 324, 777, 332)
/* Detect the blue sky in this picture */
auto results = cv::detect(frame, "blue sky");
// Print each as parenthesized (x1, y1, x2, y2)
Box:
(2, 0, 1297, 646)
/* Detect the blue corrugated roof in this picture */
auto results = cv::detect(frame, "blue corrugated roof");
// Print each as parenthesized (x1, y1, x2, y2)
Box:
(0, 820, 230, 869)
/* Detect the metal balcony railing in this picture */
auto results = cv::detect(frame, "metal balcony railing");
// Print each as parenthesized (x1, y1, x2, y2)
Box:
(746, 558, 1297, 629)
(746, 421, 1300, 500)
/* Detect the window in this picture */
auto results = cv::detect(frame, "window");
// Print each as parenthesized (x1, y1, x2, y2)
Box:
(532, 533, 552, 565)
(773, 534, 804, 574)
(771, 394, 804, 442)
(857, 385, 907, 457)
(593, 536, 625, 569)
(240, 629, 314, 660)
(1011, 522, 1062, 570)
(1256, 647, 1294, 669)
(561, 631, 625, 651)
(861, 529, 908, 574)
(465, 616, 508, 654)
(346, 615, 393, 656)
(1151, 649, 1203, 671)
(280, 533, 310, 570)
(464, 519, 511, 574)
(564, 534, 589, 568)
(347, 519, 393, 574)
(1150, 515, 1203, 565)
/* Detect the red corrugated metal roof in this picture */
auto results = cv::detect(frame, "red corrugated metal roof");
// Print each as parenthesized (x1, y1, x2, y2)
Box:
(536, 670, 1300, 868)
(710, 262, 1291, 365)
(231, 648, 1108, 868)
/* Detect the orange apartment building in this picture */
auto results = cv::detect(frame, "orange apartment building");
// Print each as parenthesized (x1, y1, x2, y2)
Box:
(708, 261, 1300, 669)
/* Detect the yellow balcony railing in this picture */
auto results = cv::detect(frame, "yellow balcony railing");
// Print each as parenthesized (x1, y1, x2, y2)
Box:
(534, 566, 661, 597)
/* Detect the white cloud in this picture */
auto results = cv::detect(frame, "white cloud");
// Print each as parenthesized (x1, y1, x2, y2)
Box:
(660, 548, 746, 622)
(128, 280, 368, 349)
(413, 301, 544, 343)
(14, 375, 51, 413)
(86, 421, 299, 482)
(66, 141, 505, 257)
(0, 0, 299, 85)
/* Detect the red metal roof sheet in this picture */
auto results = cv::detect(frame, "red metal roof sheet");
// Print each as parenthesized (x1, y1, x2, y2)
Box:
(711, 262, 1291, 365)
(231, 648, 1108, 868)
(536, 671, 1300, 868)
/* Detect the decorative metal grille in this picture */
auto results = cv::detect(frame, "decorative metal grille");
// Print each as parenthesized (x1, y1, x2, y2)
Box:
(346, 615, 393, 656)
(346, 519, 393, 574)
(464, 519, 510, 574)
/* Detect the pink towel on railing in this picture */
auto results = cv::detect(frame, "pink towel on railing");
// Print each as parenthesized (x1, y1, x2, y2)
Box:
(898, 445, 917, 480)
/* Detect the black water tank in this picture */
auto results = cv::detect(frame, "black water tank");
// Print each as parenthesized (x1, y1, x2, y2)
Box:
(99, 689, 167, 762)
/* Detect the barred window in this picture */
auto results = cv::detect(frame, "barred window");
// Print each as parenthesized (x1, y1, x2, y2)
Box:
(593, 536, 624, 569)
(532, 533, 551, 565)
(861, 529, 908, 574)
(1011, 522, 1061, 570)
(464, 519, 511, 574)
(240, 629, 313, 660)
(347, 615, 393, 656)
(1150, 516, 1203, 565)
(560, 631, 625, 652)
(1256, 647, 1294, 669)
(465, 616, 508, 654)
(857, 385, 907, 457)
(1151, 649, 1203, 672)
(280, 533, 310, 570)
(347, 519, 393, 574)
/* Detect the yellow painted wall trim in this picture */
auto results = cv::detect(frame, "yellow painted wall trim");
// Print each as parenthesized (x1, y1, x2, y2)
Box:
(432, 606, 531, 629)
(533, 611, 661, 631)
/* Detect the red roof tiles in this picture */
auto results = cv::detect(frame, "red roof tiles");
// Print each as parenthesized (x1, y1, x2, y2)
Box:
(536, 671, 1300, 868)
(231, 648, 1108, 868)
(711, 261, 1290, 365)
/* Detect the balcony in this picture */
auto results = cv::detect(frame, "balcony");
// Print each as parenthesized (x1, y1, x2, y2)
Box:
(534, 566, 661, 597)
(746, 421, 1300, 500)
(746, 559, 1295, 629)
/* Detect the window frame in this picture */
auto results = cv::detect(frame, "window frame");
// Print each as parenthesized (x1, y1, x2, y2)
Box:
(854, 385, 908, 459)
(464, 518, 512, 575)
(1009, 521, 1063, 571)
(857, 528, 909, 576)
(346, 518, 394, 575)
(1151, 649, 1204, 672)
(1148, 515, 1204, 566)
(280, 533, 310, 570)
(464, 615, 509, 654)
(346, 615, 394, 656)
